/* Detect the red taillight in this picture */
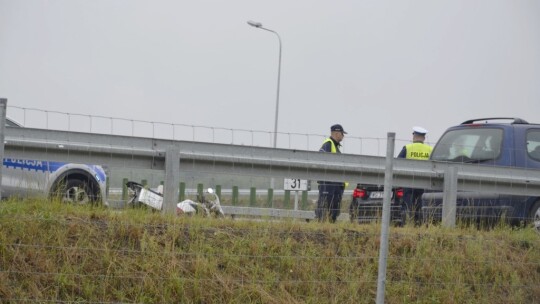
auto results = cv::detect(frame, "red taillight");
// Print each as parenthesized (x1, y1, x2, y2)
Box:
(353, 188, 366, 198)
(395, 188, 404, 199)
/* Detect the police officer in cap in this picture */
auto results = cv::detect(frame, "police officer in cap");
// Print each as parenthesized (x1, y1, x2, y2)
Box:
(315, 124, 347, 223)
(398, 126, 433, 225)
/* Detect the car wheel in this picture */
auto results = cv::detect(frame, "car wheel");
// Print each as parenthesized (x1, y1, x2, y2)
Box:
(55, 179, 96, 205)
(531, 201, 540, 234)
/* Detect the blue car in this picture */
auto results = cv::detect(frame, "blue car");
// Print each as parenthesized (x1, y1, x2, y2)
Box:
(422, 117, 540, 230)
(2, 118, 108, 204)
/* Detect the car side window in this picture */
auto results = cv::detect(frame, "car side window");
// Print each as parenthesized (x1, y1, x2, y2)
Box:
(526, 129, 540, 161)
(432, 128, 503, 162)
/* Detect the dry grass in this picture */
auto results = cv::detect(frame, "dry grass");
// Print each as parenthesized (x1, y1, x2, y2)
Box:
(0, 198, 539, 303)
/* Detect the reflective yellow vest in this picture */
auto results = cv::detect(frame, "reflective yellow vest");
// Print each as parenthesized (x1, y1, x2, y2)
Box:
(323, 138, 338, 153)
(322, 138, 348, 188)
(405, 143, 433, 160)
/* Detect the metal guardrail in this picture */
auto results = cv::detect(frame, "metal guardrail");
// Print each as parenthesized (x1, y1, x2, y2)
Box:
(4, 125, 540, 195)
(1, 98, 540, 219)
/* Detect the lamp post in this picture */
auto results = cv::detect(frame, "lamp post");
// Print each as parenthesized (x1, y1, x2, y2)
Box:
(247, 20, 282, 150)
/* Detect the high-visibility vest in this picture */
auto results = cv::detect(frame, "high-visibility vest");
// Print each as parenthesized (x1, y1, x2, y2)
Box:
(322, 138, 338, 153)
(405, 143, 433, 160)
(321, 138, 348, 188)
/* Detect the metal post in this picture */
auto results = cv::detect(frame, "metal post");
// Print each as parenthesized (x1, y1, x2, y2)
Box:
(376, 132, 396, 304)
(267, 188, 274, 208)
(250, 187, 257, 207)
(163, 145, 180, 214)
(301, 190, 308, 210)
(442, 166, 458, 228)
(284, 190, 291, 208)
(272, 33, 282, 150)
(232, 186, 239, 205)
(247, 20, 282, 190)
(179, 182, 186, 202)
(0, 98, 6, 200)
(122, 178, 129, 201)
(247, 20, 282, 149)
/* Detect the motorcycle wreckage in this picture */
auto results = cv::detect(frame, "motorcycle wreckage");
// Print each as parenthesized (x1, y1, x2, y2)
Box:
(125, 181, 225, 217)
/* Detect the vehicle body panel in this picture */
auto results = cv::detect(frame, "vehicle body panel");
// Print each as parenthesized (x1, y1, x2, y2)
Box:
(2, 118, 108, 203)
(349, 184, 403, 224)
(422, 119, 540, 225)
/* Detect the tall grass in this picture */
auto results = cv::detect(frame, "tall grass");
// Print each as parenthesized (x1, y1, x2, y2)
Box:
(0, 198, 538, 303)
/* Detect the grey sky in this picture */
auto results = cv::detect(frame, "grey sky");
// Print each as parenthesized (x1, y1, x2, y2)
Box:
(1, 1, 539, 154)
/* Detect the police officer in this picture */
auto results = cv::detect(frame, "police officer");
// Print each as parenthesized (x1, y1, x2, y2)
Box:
(398, 126, 433, 225)
(315, 124, 347, 223)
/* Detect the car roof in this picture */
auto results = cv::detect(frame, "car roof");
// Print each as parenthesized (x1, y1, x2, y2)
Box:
(460, 117, 529, 125)
(456, 118, 540, 129)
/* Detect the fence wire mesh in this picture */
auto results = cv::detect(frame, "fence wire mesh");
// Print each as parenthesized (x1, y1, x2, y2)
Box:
(1, 105, 540, 303)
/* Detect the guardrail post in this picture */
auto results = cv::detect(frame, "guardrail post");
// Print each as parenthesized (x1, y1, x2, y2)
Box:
(284, 190, 291, 208)
(122, 178, 129, 201)
(250, 187, 257, 207)
(106, 176, 110, 198)
(301, 191, 308, 210)
(179, 182, 186, 202)
(215, 185, 221, 199)
(442, 166, 458, 228)
(232, 186, 239, 205)
(197, 183, 204, 200)
(0, 98, 6, 200)
(162, 146, 180, 214)
(267, 188, 273, 208)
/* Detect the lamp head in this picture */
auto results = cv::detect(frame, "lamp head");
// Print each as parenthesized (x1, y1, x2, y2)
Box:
(247, 20, 262, 28)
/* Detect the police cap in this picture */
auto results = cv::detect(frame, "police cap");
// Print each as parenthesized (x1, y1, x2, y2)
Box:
(331, 124, 347, 134)
(412, 126, 428, 135)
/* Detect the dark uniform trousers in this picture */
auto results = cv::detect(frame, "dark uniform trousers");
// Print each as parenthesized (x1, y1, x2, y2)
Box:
(402, 188, 425, 225)
(315, 183, 344, 223)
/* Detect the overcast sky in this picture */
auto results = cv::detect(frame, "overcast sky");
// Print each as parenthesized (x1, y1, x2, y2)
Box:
(1, 1, 539, 154)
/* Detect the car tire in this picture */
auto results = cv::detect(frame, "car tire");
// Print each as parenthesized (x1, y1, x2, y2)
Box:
(530, 200, 540, 234)
(53, 179, 97, 205)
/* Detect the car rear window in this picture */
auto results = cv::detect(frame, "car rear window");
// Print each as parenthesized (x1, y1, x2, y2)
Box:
(431, 128, 503, 162)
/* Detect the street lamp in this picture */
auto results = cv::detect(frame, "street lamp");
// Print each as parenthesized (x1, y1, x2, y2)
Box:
(247, 20, 282, 150)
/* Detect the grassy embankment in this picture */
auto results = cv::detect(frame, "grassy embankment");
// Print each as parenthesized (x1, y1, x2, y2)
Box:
(0, 198, 539, 303)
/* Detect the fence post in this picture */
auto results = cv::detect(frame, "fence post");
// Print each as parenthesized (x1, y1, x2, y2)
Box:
(442, 166, 458, 228)
(376, 132, 396, 304)
(162, 145, 180, 215)
(0, 98, 6, 200)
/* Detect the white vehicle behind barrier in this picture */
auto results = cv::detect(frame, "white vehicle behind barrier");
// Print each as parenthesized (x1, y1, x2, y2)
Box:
(2, 118, 108, 204)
